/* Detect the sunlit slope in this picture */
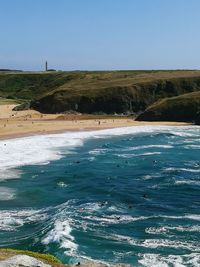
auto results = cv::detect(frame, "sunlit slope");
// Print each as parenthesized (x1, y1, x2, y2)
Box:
(1, 70, 200, 114)
(136, 91, 200, 123)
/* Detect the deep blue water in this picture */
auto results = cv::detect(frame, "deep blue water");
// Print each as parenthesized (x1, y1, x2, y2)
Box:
(0, 126, 200, 266)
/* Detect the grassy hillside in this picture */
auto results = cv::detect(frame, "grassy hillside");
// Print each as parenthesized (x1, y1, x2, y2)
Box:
(136, 91, 200, 122)
(1, 70, 200, 114)
(0, 97, 19, 105)
(30, 70, 200, 114)
(0, 71, 72, 100)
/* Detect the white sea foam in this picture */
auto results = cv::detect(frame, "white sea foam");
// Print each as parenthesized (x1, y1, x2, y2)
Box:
(184, 214, 200, 221)
(83, 213, 200, 228)
(0, 125, 198, 181)
(57, 181, 68, 188)
(175, 179, 200, 186)
(0, 169, 22, 181)
(146, 225, 200, 235)
(185, 144, 200, 149)
(170, 131, 200, 137)
(115, 151, 162, 158)
(115, 153, 137, 158)
(0, 134, 83, 180)
(88, 148, 108, 155)
(156, 214, 200, 221)
(139, 152, 162, 156)
(95, 232, 200, 253)
(84, 214, 150, 225)
(0, 187, 16, 200)
(145, 226, 168, 235)
(139, 253, 200, 267)
(142, 174, 161, 180)
(42, 219, 77, 256)
(0, 209, 47, 231)
(124, 144, 173, 151)
(164, 167, 200, 173)
(141, 239, 199, 251)
(80, 202, 103, 211)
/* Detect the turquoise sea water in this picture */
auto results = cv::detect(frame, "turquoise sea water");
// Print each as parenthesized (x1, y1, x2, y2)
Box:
(0, 125, 200, 266)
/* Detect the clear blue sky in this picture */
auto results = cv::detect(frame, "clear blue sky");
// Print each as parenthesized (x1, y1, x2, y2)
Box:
(0, 0, 200, 71)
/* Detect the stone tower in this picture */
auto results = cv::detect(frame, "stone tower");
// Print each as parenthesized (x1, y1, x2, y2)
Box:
(45, 61, 48, 71)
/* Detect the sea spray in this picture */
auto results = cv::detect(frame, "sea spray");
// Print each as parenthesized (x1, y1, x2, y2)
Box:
(0, 125, 200, 266)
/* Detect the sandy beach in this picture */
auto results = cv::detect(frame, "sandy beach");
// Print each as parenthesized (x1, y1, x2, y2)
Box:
(0, 104, 191, 140)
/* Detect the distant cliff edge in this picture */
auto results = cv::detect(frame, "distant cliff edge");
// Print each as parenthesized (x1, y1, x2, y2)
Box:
(0, 70, 200, 123)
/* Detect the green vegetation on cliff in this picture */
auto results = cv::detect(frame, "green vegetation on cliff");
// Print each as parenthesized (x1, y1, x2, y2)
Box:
(31, 73, 200, 114)
(0, 249, 64, 267)
(136, 91, 200, 122)
(0, 71, 72, 100)
(0, 70, 200, 118)
(0, 97, 19, 105)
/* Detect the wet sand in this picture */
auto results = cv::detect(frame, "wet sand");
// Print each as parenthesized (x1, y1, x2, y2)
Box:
(0, 105, 191, 140)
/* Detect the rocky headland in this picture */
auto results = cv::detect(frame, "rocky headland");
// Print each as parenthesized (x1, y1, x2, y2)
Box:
(0, 70, 200, 124)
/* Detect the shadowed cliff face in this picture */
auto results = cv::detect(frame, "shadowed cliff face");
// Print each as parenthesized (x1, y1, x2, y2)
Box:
(1, 71, 200, 116)
(136, 91, 200, 123)
(30, 77, 200, 114)
(195, 112, 200, 125)
(30, 87, 144, 114)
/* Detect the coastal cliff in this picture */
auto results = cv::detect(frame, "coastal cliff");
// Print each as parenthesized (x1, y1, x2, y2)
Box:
(1, 70, 200, 120)
(136, 91, 200, 123)
(30, 74, 200, 114)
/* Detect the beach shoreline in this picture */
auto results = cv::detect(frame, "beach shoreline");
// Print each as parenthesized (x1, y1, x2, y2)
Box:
(0, 104, 192, 140)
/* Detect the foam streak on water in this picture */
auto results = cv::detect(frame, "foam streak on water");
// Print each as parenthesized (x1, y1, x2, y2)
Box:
(0, 125, 200, 266)
(0, 125, 198, 178)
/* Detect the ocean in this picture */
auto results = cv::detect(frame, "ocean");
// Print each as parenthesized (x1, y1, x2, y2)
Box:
(0, 125, 200, 266)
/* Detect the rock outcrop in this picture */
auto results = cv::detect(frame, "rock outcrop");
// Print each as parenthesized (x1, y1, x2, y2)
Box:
(0, 255, 51, 267)
(0, 249, 62, 267)
(30, 77, 200, 114)
(194, 112, 200, 125)
(1, 70, 200, 116)
(136, 91, 200, 122)
(12, 102, 31, 111)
